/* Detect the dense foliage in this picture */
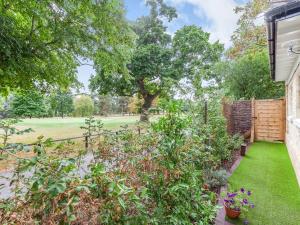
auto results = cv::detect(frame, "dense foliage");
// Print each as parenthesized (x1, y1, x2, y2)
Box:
(222, 51, 285, 99)
(0, 99, 242, 224)
(215, 0, 285, 100)
(11, 90, 47, 118)
(226, 0, 268, 59)
(0, 0, 134, 95)
(90, 0, 223, 121)
(0, 0, 275, 224)
(49, 90, 74, 118)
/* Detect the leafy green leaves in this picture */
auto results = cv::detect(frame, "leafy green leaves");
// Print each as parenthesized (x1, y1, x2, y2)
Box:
(0, 0, 134, 94)
(0, 96, 239, 224)
(224, 50, 285, 99)
(11, 90, 47, 118)
(173, 25, 224, 90)
(91, 1, 223, 122)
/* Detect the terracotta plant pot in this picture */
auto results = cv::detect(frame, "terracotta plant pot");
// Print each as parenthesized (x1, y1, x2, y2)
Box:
(240, 144, 247, 156)
(202, 183, 209, 190)
(224, 203, 241, 219)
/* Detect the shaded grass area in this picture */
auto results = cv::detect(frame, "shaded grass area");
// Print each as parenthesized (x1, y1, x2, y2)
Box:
(227, 142, 300, 225)
(12, 115, 154, 143)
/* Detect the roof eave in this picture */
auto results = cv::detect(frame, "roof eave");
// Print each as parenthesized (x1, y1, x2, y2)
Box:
(265, 1, 300, 81)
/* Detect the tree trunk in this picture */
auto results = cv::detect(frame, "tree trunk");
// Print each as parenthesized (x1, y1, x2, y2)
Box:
(140, 95, 155, 122)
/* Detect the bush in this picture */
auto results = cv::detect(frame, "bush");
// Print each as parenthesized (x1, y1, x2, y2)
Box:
(204, 169, 228, 189)
(0, 99, 240, 224)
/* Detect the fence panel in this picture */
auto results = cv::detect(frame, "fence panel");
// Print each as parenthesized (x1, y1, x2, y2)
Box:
(253, 99, 286, 141)
(223, 98, 286, 142)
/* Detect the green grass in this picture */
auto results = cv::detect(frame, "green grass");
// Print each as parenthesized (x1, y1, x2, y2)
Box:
(12, 115, 157, 143)
(227, 142, 300, 225)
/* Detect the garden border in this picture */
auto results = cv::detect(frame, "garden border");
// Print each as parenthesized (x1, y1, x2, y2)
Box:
(215, 144, 250, 225)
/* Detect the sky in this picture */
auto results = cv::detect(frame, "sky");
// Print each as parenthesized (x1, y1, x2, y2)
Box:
(77, 0, 249, 92)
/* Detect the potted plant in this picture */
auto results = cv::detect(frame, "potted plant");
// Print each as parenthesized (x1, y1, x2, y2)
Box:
(240, 143, 247, 156)
(223, 188, 254, 219)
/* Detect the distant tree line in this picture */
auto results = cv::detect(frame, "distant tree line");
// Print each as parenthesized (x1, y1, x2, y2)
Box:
(0, 90, 163, 119)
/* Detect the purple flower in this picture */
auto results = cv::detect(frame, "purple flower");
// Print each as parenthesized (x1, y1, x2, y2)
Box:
(250, 203, 255, 208)
(247, 190, 251, 196)
(243, 219, 249, 225)
(240, 188, 245, 193)
(224, 199, 229, 203)
(243, 199, 248, 204)
(227, 192, 237, 198)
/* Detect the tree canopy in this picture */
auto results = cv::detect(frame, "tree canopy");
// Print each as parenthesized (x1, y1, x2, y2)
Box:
(73, 95, 94, 117)
(218, 0, 285, 100)
(223, 51, 285, 99)
(226, 0, 269, 59)
(11, 90, 47, 118)
(0, 0, 134, 95)
(49, 90, 74, 118)
(90, 0, 223, 121)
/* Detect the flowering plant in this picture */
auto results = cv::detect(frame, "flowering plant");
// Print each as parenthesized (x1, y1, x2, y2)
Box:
(223, 188, 254, 213)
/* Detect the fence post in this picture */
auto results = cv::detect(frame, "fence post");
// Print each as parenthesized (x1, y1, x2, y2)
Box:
(250, 98, 255, 143)
(85, 136, 88, 149)
(37, 143, 42, 156)
(204, 100, 208, 125)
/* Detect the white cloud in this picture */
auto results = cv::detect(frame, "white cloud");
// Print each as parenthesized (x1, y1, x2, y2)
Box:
(168, 0, 243, 48)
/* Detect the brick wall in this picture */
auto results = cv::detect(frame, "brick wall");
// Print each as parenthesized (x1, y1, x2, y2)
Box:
(223, 100, 252, 135)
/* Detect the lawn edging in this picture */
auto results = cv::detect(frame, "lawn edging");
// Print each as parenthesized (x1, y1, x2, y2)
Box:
(215, 144, 250, 225)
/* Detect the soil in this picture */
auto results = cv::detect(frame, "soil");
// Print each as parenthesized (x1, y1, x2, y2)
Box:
(215, 142, 250, 225)
(222, 149, 241, 171)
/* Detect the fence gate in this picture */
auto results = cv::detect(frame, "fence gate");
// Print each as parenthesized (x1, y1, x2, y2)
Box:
(251, 99, 286, 142)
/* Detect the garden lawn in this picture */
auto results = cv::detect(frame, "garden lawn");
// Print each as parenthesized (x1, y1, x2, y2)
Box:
(12, 115, 158, 144)
(227, 141, 300, 225)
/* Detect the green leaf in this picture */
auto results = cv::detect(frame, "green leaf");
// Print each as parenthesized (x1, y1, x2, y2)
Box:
(118, 197, 126, 210)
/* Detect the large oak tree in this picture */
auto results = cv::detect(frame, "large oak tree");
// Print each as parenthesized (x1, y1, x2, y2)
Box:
(90, 0, 223, 121)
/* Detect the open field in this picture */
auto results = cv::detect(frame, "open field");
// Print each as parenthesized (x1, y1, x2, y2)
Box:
(0, 115, 159, 172)
(11, 115, 157, 144)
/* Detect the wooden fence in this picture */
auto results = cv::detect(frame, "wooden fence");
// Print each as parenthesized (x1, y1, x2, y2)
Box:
(251, 98, 286, 142)
(1, 127, 143, 152)
(223, 98, 286, 142)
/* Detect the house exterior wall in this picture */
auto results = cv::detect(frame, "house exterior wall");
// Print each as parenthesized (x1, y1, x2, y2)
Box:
(286, 65, 300, 186)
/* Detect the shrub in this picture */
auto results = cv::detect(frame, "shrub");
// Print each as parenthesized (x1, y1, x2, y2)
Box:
(0, 99, 240, 224)
(204, 169, 228, 189)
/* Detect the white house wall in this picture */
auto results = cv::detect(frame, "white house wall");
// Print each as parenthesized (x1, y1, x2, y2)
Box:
(286, 64, 300, 186)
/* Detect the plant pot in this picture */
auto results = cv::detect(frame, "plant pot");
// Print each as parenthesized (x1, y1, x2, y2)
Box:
(224, 203, 241, 219)
(202, 183, 209, 190)
(240, 144, 247, 156)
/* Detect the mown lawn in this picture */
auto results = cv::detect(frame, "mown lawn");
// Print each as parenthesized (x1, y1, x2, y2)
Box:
(0, 115, 161, 171)
(12, 115, 156, 143)
(227, 142, 300, 225)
